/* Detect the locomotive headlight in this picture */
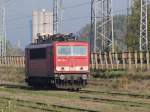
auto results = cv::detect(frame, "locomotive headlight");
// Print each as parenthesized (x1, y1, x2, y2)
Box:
(56, 67, 61, 71)
(83, 66, 88, 71)
(60, 75, 65, 80)
(82, 75, 87, 80)
(56, 66, 69, 71)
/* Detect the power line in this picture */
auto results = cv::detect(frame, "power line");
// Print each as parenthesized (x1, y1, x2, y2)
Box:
(7, 15, 31, 22)
(5, 0, 12, 4)
(5, 1, 133, 37)
(63, 1, 90, 10)
(5, 7, 129, 23)
(7, 15, 90, 29)
(7, 23, 91, 33)
(4, 0, 15, 6)
(63, 16, 90, 21)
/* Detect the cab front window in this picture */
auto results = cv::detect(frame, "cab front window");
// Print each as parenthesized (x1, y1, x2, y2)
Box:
(57, 46, 71, 56)
(57, 46, 87, 56)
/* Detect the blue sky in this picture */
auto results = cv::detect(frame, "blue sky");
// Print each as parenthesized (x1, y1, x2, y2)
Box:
(5, 0, 128, 48)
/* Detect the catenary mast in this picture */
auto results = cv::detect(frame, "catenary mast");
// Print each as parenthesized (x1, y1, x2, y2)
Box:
(53, 0, 59, 34)
(140, 0, 148, 51)
(0, 0, 6, 57)
(53, 0, 63, 34)
(91, 0, 114, 52)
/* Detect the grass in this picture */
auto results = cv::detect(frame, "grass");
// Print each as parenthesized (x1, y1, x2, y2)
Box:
(0, 86, 80, 99)
(80, 96, 150, 108)
(93, 70, 127, 78)
(0, 98, 61, 112)
(1, 66, 150, 93)
(0, 66, 25, 83)
(89, 70, 150, 95)
(1, 67, 150, 111)
(0, 100, 11, 112)
(1, 86, 150, 112)
(0, 95, 100, 112)
(91, 69, 150, 79)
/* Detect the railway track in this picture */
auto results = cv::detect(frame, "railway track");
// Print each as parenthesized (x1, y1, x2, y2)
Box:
(1, 82, 150, 100)
(0, 96, 60, 112)
(80, 96, 150, 108)
(0, 96, 100, 112)
(1, 83, 150, 111)
(78, 89, 150, 99)
(1, 81, 150, 100)
(52, 105, 100, 112)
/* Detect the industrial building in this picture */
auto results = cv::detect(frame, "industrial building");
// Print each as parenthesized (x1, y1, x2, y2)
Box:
(32, 9, 53, 43)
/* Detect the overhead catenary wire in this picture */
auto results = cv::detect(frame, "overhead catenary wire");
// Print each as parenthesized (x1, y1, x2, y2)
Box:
(5, 0, 134, 41)
(3, 1, 135, 24)
(6, 8, 130, 31)
(7, 21, 91, 32)
(7, 15, 90, 30)
(63, 1, 90, 10)
(5, 0, 130, 23)
(4, 0, 16, 6)
(5, 0, 12, 4)
(6, 6, 128, 23)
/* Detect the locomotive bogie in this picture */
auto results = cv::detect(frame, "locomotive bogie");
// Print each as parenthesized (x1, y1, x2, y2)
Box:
(54, 74, 88, 89)
(26, 74, 88, 89)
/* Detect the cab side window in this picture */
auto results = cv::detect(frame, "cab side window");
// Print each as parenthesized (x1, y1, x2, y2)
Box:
(30, 48, 46, 60)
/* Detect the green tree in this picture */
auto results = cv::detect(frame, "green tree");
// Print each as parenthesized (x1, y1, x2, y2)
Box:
(79, 15, 127, 51)
(126, 0, 150, 51)
(78, 24, 91, 42)
(6, 40, 24, 56)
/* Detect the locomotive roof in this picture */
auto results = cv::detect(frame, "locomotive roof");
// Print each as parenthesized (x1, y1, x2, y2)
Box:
(26, 41, 88, 49)
(26, 43, 53, 49)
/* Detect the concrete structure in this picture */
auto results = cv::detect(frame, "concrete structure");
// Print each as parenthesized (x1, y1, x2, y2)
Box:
(32, 10, 53, 43)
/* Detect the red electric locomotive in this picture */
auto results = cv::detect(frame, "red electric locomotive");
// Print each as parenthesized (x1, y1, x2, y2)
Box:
(25, 33, 90, 89)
